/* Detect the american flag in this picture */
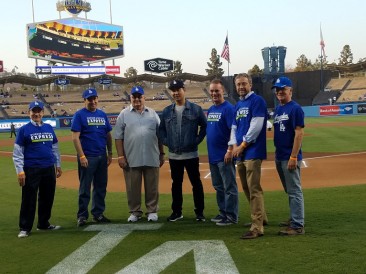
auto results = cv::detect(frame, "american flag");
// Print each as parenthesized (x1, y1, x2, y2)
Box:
(221, 35, 230, 63)
(320, 26, 325, 57)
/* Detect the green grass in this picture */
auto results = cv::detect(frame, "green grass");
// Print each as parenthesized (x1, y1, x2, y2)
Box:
(0, 116, 366, 273)
(1, 116, 365, 155)
(301, 115, 366, 153)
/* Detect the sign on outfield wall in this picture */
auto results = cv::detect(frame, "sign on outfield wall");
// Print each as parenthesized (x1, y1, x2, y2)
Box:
(319, 105, 353, 116)
(144, 58, 174, 73)
(357, 104, 366, 114)
(319, 105, 340, 116)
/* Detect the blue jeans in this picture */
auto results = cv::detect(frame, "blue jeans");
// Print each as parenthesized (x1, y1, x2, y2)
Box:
(209, 161, 238, 222)
(77, 155, 108, 219)
(276, 160, 305, 228)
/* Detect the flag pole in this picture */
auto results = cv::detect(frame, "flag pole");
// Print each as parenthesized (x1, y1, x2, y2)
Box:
(320, 24, 324, 92)
(227, 31, 230, 77)
(220, 32, 231, 93)
(227, 57, 230, 78)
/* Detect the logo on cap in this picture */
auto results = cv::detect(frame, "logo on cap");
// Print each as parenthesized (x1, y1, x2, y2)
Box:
(272, 77, 292, 89)
(82, 88, 98, 98)
(130, 86, 144, 95)
(168, 79, 184, 90)
(29, 101, 44, 110)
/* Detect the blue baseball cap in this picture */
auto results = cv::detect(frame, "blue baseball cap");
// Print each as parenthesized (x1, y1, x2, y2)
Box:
(131, 86, 144, 95)
(272, 77, 292, 89)
(168, 79, 185, 91)
(29, 101, 44, 110)
(82, 88, 98, 99)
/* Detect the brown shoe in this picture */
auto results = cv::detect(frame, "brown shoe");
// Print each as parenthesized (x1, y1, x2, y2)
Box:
(240, 230, 264, 240)
(278, 227, 305, 236)
(243, 220, 268, 227)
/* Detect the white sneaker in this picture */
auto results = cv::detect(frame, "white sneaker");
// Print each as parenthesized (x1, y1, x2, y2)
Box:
(18, 231, 30, 238)
(147, 213, 158, 222)
(127, 214, 141, 223)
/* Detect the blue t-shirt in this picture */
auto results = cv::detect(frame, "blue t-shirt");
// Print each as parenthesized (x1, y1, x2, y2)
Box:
(273, 100, 305, 161)
(71, 108, 112, 156)
(207, 101, 235, 164)
(15, 122, 58, 168)
(233, 93, 267, 160)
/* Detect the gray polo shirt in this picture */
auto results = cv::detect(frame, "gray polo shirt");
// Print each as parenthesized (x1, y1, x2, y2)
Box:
(114, 105, 160, 168)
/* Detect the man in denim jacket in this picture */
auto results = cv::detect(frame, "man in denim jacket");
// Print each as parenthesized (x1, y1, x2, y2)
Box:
(159, 79, 207, 222)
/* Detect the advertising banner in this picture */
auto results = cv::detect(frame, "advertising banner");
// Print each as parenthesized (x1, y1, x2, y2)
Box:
(319, 105, 340, 116)
(339, 105, 353, 115)
(357, 104, 366, 114)
(0, 119, 58, 132)
(54, 78, 70, 86)
(98, 78, 112, 85)
(35, 65, 120, 75)
(144, 58, 173, 73)
(108, 115, 118, 126)
(59, 117, 73, 128)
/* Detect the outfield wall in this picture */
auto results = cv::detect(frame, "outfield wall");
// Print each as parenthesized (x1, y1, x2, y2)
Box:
(1, 103, 365, 132)
(302, 102, 366, 117)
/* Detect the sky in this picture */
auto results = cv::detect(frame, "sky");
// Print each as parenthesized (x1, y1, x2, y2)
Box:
(1, 0, 366, 76)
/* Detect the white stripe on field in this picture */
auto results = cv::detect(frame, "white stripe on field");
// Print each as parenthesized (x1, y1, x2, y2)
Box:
(46, 224, 162, 274)
(117, 240, 239, 274)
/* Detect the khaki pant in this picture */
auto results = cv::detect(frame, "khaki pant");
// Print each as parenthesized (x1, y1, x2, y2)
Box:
(237, 159, 267, 233)
(123, 166, 159, 217)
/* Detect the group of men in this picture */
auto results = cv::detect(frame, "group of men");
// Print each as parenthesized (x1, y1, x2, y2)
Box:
(206, 75, 305, 239)
(13, 75, 305, 240)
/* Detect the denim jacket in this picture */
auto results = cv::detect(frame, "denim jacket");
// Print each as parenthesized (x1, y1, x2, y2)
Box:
(159, 100, 207, 154)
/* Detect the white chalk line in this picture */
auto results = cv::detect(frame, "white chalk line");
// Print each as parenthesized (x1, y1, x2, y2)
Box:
(2, 151, 365, 181)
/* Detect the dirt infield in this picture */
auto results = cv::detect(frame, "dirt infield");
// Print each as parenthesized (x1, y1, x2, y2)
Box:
(54, 151, 366, 193)
(2, 122, 365, 193)
(2, 148, 365, 194)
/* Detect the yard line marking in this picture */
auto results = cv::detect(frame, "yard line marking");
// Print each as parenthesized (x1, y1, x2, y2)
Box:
(46, 224, 162, 274)
(1, 151, 365, 161)
(303, 151, 366, 160)
(117, 240, 239, 274)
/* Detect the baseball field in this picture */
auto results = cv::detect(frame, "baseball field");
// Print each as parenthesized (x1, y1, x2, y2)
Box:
(0, 115, 365, 273)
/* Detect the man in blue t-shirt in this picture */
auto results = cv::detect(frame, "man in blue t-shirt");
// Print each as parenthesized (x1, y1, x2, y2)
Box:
(230, 73, 268, 240)
(206, 79, 238, 226)
(71, 88, 113, 227)
(272, 76, 305, 236)
(13, 101, 62, 238)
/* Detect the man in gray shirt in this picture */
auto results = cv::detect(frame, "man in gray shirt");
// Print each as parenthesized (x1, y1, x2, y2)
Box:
(114, 86, 165, 222)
